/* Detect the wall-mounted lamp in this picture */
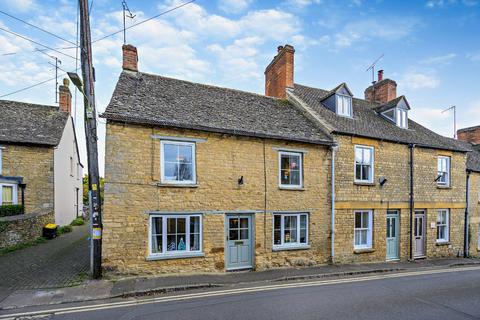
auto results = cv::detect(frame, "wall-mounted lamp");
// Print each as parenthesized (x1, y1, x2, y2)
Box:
(379, 176, 387, 186)
(238, 176, 244, 186)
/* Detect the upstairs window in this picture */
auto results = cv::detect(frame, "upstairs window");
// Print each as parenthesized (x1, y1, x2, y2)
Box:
(437, 156, 450, 187)
(279, 151, 303, 188)
(354, 145, 374, 183)
(336, 94, 352, 117)
(161, 141, 196, 184)
(396, 109, 408, 128)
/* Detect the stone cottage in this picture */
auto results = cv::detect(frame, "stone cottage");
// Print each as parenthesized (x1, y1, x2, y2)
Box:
(0, 79, 84, 247)
(102, 44, 473, 275)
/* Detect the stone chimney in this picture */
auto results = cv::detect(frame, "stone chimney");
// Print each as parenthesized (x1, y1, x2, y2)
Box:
(457, 126, 480, 145)
(364, 70, 397, 104)
(59, 78, 72, 114)
(122, 44, 138, 72)
(265, 44, 295, 99)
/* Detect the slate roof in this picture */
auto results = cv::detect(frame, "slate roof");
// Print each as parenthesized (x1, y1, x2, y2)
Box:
(456, 141, 480, 172)
(0, 100, 69, 146)
(102, 71, 333, 145)
(374, 95, 410, 113)
(290, 84, 471, 152)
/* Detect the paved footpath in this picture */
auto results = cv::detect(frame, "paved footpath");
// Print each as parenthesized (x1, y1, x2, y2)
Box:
(0, 224, 89, 302)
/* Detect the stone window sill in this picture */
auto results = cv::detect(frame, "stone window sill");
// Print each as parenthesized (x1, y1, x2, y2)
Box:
(436, 241, 450, 246)
(354, 248, 375, 254)
(278, 186, 305, 191)
(437, 185, 451, 189)
(354, 181, 375, 186)
(156, 182, 199, 188)
(146, 252, 205, 261)
(272, 244, 310, 252)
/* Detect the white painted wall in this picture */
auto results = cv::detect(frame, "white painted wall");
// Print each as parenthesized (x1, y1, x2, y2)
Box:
(54, 118, 84, 226)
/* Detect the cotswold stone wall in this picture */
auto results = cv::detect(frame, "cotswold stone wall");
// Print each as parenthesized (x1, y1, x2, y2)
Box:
(333, 135, 467, 263)
(1, 144, 54, 213)
(103, 123, 331, 275)
(469, 172, 480, 257)
(0, 210, 54, 248)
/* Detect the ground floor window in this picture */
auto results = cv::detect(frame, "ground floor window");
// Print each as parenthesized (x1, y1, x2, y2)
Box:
(436, 209, 449, 243)
(0, 184, 17, 206)
(273, 213, 308, 249)
(150, 214, 202, 257)
(354, 210, 373, 249)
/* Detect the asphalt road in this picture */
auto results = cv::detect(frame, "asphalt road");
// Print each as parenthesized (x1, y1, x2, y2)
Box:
(2, 266, 480, 320)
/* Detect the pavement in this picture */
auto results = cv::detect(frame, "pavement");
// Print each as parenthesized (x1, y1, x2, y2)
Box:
(2, 263, 480, 319)
(0, 224, 89, 303)
(1, 257, 479, 311)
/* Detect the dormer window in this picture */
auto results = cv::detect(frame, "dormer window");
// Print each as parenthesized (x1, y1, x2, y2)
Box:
(336, 94, 352, 117)
(378, 96, 410, 129)
(396, 109, 408, 128)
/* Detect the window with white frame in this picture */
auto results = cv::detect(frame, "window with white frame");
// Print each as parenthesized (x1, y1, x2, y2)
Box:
(0, 184, 17, 206)
(0, 148, 3, 175)
(279, 151, 303, 188)
(436, 209, 449, 243)
(150, 214, 202, 257)
(336, 94, 352, 117)
(354, 210, 373, 249)
(396, 109, 408, 128)
(273, 213, 308, 248)
(354, 145, 374, 183)
(437, 156, 450, 186)
(161, 141, 196, 184)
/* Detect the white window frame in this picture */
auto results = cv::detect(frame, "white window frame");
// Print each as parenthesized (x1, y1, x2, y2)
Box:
(272, 213, 309, 250)
(148, 214, 203, 259)
(160, 140, 197, 185)
(396, 109, 408, 129)
(336, 94, 352, 117)
(437, 156, 450, 187)
(354, 145, 374, 183)
(436, 209, 449, 243)
(278, 151, 303, 189)
(0, 147, 3, 175)
(354, 210, 373, 250)
(0, 183, 18, 206)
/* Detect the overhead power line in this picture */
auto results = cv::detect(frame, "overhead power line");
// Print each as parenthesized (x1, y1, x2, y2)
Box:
(0, 9, 77, 46)
(92, 0, 196, 43)
(0, 26, 78, 60)
(0, 76, 58, 98)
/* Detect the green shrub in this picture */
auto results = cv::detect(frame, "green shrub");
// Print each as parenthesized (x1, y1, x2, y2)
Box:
(0, 205, 24, 217)
(71, 217, 85, 226)
(58, 225, 73, 234)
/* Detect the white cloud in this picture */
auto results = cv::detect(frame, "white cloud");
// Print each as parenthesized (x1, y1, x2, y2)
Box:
(218, 0, 252, 14)
(333, 18, 418, 48)
(3, 0, 35, 11)
(283, 0, 322, 9)
(402, 72, 440, 90)
(426, 0, 478, 7)
(420, 53, 457, 65)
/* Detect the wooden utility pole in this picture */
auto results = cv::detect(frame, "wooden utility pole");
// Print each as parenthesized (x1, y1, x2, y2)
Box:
(79, 0, 102, 279)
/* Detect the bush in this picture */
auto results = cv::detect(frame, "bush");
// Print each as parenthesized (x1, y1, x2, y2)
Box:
(58, 225, 73, 235)
(0, 205, 24, 217)
(71, 217, 85, 226)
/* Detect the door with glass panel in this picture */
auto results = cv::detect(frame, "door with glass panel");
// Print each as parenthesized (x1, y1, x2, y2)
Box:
(386, 210, 399, 260)
(226, 215, 253, 270)
(414, 210, 426, 258)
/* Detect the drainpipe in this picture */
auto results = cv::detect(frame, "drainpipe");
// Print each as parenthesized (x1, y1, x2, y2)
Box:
(409, 144, 415, 261)
(331, 144, 338, 263)
(465, 170, 470, 258)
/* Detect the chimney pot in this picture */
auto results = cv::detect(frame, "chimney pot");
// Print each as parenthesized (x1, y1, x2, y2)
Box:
(265, 44, 295, 99)
(122, 44, 138, 72)
(59, 77, 72, 114)
(378, 69, 384, 82)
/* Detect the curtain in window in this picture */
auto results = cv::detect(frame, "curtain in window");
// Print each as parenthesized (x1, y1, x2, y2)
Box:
(2, 186, 13, 205)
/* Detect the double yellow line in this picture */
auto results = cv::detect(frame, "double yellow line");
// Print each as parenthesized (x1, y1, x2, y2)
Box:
(1, 265, 479, 319)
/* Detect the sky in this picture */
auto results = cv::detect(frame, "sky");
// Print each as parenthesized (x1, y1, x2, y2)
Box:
(1, 0, 480, 176)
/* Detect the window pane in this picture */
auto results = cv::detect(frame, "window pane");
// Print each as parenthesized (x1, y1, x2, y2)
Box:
(363, 149, 371, 164)
(167, 235, 177, 251)
(284, 229, 292, 243)
(2, 186, 13, 204)
(152, 235, 162, 253)
(355, 149, 362, 163)
(190, 217, 200, 233)
(281, 155, 290, 171)
(274, 216, 281, 230)
(361, 165, 370, 181)
(178, 162, 193, 181)
(361, 212, 369, 228)
(386, 219, 391, 238)
(240, 229, 248, 240)
(300, 229, 307, 243)
(300, 215, 307, 229)
(178, 145, 192, 164)
(355, 212, 362, 228)
(281, 169, 290, 185)
(274, 230, 281, 245)
(177, 218, 186, 234)
(291, 170, 301, 185)
(164, 162, 178, 181)
(190, 233, 200, 251)
(164, 144, 178, 163)
(167, 218, 176, 234)
(354, 230, 361, 245)
(152, 217, 162, 235)
(176, 235, 186, 251)
(284, 216, 291, 229)
(360, 230, 367, 245)
(240, 218, 248, 229)
(355, 164, 362, 180)
(229, 229, 238, 240)
(229, 218, 238, 229)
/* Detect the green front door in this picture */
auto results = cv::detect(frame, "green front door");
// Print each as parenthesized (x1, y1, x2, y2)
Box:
(386, 210, 399, 260)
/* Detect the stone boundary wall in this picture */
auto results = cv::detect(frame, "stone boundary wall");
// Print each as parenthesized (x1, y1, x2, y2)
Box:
(0, 209, 54, 249)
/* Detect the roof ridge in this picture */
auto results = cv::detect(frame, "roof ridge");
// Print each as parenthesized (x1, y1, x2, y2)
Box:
(0, 99, 58, 110)
(133, 71, 280, 101)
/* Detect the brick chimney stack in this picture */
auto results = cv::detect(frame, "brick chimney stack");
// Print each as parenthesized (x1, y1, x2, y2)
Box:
(59, 78, 72, 114)
(457, 126, 480, 145)
(364, 70, 397, 104)
(265, 44, 295, 99)
(122, 44, 138, 72)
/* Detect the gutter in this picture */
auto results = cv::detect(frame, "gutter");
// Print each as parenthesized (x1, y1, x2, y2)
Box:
(465, 170, 471, 257)
(409, 144, 415, 261)
(331, 144, 338, 263)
